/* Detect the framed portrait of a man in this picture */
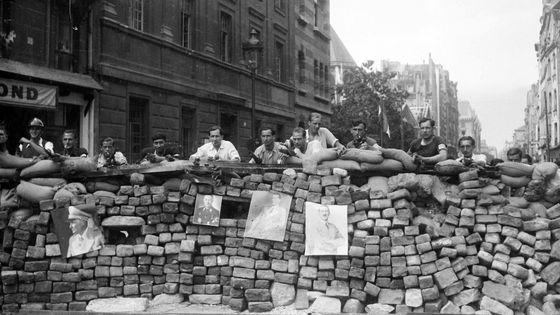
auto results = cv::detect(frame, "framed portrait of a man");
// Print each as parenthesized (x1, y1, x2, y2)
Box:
(244, 191, 292, 241)
(51, 205, 105, 258)
(193, 194, 223, 226)
(305, 202, 348, 256)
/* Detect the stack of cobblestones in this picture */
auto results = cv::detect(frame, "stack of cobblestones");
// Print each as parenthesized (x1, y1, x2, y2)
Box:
(1, 163, 560, 314)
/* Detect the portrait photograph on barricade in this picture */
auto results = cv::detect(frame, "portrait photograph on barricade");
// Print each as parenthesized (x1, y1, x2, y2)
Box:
(51, 205, 105, 258)
(192, 194, 223, 227)
(304, 202, 348, 256)
(244, 191, 292, 241)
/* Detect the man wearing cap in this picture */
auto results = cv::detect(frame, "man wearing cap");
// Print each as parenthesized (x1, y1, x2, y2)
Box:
(139, 133, 180, 164)
(67, 206, 104, 257)
(16, 118, 54, 158)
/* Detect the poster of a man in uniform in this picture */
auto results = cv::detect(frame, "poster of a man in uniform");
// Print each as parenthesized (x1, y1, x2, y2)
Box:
(305, 202, 348, 256)
(51, 205, 105, 258)
(193, 194, 223, 226)
(245, 191, 292, 241)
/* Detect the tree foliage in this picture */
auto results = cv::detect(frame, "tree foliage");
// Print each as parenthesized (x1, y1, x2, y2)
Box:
(332, 61, 416, 149)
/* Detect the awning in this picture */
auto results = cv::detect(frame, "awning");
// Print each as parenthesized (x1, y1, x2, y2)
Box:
(0, 58, 102, 91)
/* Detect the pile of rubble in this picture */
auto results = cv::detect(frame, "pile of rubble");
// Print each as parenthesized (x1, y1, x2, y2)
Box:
(1, 160, 560, 314)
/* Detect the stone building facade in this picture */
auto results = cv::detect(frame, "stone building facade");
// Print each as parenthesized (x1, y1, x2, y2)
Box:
(0, 0, 333, 161)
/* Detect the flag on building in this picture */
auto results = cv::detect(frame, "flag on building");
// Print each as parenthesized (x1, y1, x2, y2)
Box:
(379, 104, 390, 138)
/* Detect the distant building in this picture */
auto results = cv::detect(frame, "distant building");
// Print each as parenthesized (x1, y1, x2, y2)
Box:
(381, 55, 459, 148)
(525, 83, 540, 160)
(458, 101, 482, 151)
(536, 0, 560, 161)
(295, 0, 333, 127)
(330, 27, 357, 106)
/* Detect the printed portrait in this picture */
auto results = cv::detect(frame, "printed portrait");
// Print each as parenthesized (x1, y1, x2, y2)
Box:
(305, 202, 348, 256)
(245, 191, 292, 241)
(51, 205, 105, 258)
(193, 194, 223, 227)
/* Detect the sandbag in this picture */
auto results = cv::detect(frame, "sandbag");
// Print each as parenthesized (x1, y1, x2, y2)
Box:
(64, 182, 87, 195)
(544, 185, 560, 203)
(29, 178, 67, 187)
(302, 159, 318, 175)
(10, 208, 33, 221)
(0, 168, 17, 179)
(524, 179, 546, 202)
(532, 162, 559, 181)
(308, 149, 339, 163)
(285, 156, 303, 165)
(497, 162, 534, 177)
(481, 185, 500, 195)
(434, 159, 468, 176)
(16, 180, 56, 204)
(319, 159, 361, 172)
(416, 174, 434, 198)
(61, 157, 96, 175)
(500, 175, 531, 188)
(85, 181, 120, 193)
(380, 148, 417, 171)
(0, 152, 36, 169)
(339, 148, 383, 164)
(361, 159, 404, 173)
(93, 190, 117, 199)
(508, 196, 530, 208)
(130, 173, 145, 185)
(19, 160, 61, 178)
(53, 188, 74, 208)
(362, 176, 389, 196)
(0, 188, 18, 209)
(163, 178, 182, 191)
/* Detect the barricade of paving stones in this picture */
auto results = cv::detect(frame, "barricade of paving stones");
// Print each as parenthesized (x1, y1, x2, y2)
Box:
(0, 167, 559, 314)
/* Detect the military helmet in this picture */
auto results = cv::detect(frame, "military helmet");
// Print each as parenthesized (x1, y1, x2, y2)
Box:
(29, 118, 44, 128)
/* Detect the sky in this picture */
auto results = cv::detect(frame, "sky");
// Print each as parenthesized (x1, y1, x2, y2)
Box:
(330, 0, 542, 151)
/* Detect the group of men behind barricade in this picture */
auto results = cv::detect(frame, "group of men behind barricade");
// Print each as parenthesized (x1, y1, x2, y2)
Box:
(0, 115, 535, 169)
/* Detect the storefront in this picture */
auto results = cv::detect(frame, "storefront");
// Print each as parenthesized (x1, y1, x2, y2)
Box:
(0, 59, 102, 155)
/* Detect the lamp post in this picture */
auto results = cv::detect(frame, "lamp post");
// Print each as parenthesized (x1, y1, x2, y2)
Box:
(243, 29, 263, 142)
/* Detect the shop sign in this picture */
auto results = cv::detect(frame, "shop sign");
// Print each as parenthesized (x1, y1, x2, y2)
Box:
(0, 79, 57, 108)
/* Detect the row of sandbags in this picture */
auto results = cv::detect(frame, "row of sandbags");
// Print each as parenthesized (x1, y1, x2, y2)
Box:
(302, 147, 470, 175)
(0, 157, 97, 180)
(495, 161, 560, 202)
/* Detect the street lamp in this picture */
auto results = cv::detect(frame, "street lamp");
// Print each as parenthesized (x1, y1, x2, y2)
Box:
(243, 28, 263, 142)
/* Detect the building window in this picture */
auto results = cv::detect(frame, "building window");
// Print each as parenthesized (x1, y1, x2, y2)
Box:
(56, 3, 72, 71)
(314, 0, 319, 27)
(299, 0, 305, 14)
(181, 107, 195, 156)
(314, 59, 319, 94)
(324, 64, 329, 96)
(220, 112, 238, 144)
(181, 0, 194, 48)
(128, 96, 149, 163)
(129, 0, 144, 31)
(219, 12, 233, 63)
(274, 41, 285, 83)
(319, 62, 324, 96)
(298, 50, 305, 84)
(554, 89, 558, 111)
(554, 122, 558, 145)
(275, 0, 286, 13)
(0, 0, 11, 33)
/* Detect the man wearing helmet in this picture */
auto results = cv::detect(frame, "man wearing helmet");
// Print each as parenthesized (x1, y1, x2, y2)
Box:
(16, 118, 54, 158)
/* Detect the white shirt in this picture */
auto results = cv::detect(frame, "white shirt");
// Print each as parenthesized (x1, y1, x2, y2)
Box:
(18, 138, 54, 154)
(191, 140, 240, 161)
(456, 153, 487, 164)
